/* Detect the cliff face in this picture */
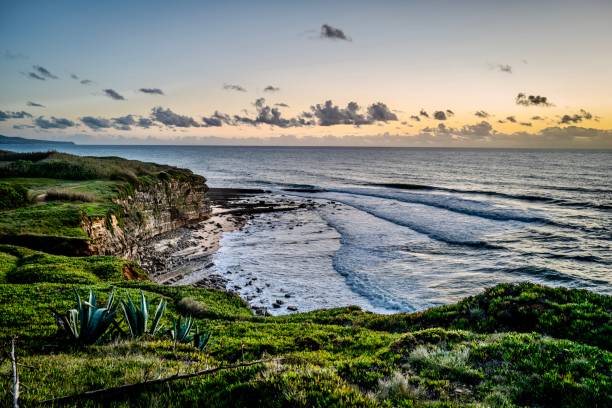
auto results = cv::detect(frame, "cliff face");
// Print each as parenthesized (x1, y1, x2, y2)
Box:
(82, 177, 211, 260)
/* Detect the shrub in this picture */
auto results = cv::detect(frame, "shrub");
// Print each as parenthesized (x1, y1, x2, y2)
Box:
(176, 297, 209, 317)
(45, 189, 95, 202)
(0, 183, 29, 209)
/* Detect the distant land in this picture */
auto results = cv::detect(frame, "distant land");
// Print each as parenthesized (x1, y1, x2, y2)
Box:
(0, 134, 75, 145)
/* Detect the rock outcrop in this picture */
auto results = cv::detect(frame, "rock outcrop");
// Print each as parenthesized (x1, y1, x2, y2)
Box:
(82, 177, 211, 260)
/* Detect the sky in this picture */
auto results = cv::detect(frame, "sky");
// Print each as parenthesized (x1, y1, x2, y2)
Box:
(1, 0, 612, 147)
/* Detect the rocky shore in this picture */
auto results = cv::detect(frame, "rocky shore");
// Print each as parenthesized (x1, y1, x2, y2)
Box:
(141, 188, 312, 315)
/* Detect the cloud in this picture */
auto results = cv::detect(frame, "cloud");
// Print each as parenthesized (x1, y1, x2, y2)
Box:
(410, 115, 421, 121)
(139, 88, 164, 95)
(559, 109, 594, 124)
(516, 93, 553, 107)
(112, 115, 138, 130)
(26, 101, 45, 108)
(275, 103, 289, 108)
(202, 111, 232, 127)
(506, 116, 517, 123)
(81, 116, 113, 130)
(138, 117, 154, 128)
(26, 72, 46, 81)
(12, 124, 35, 129)
(234, 98, 313, 128)
(151, 107, 200, 127)
(419, 109, 429, 118)
(446, 109, 454, 117)
(103, 89, 126, 100)
(80, 79, 94, 85)
(0, 110, 32, 121)
(520, 122, 532, 127)
(223, 83, 247, 92)
(70, 74, 79, 80)
(31, 65, 58, 79)
(310, 100, 369, 126)
(433, 111, 447, 120)
(497, 64, 512, 73)
(474, 110, 489, 118)
(34, 116, 75, 129)
(531, 115, 545, 121)
(367, 102, 398, 122)
(320, 24, 351, 41)
(263, 86, 280, 92)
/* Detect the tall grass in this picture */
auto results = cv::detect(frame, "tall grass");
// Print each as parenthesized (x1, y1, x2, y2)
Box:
(45, 190, 95, 202)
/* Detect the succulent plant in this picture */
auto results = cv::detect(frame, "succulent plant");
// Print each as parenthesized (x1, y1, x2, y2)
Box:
(54, 289, 118, 345)
(120, 291, 166, 338)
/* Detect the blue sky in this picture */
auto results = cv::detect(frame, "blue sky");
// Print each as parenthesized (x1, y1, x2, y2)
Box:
(1, 0, 611, 147)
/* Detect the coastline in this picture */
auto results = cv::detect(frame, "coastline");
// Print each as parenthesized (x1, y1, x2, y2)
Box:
(142, 187, 307, 315)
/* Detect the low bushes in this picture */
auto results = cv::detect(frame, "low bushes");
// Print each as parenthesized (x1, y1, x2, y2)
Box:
(0, 182, 29, 209)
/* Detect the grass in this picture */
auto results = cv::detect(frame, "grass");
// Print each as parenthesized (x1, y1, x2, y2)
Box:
(0, 272, 609, 406)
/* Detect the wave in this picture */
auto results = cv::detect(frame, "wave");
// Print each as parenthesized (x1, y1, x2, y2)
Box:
(314, 192, 508, 248)
(327, 187, 553, 225)
(368, 182, 612, 210)
(504, 265, 610, 286)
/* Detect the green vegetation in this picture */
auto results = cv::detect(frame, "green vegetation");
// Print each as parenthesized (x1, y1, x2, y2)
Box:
(0, 247, 608, 407)
(0, 182, 29, 209)
(121, 291, 167, 337)
(0, 150, 206, 254)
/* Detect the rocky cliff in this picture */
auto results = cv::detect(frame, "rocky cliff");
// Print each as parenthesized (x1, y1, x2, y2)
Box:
(82, 177, 211, 260)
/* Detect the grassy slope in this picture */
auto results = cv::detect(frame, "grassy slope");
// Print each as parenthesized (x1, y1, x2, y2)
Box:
(0, 150, 204, 244)
(0, 243, 609, 407)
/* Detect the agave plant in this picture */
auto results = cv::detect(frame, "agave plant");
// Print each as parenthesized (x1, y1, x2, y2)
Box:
(54, 289, 118, 345)
(169, 316, 194, 344)
(192, 325, 212, 351)
(120, 291, 167, 337)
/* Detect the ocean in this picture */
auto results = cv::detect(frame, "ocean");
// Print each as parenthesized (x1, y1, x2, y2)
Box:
(4, 144, 611, 314)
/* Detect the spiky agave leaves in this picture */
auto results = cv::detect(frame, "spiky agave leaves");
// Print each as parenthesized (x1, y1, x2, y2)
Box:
(120, 291, 167, 338)
(170, 316, 194, 344)
(55, 289, 118, 345)
(192, 325, 212, 351)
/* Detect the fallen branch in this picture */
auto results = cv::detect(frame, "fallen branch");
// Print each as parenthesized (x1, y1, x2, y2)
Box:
(10, 336, 19, 408)
(40, 358, 280, 405)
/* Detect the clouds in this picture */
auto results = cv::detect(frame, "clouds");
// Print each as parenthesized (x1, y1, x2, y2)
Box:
(0, 110, 32, 121)
(202, 111, 232, 127)
(151, 107, 199, 127)
(263, 86, 280, 92)
(474, 110, 489, 118)
(497, 64, 512, 73)
(367, 102, 398, 122)
(559, 109, 594, 124)
(419, 109, 429, 118)
(433, 111, 447, 120)
(223, 83, 247, 92)
(2, 111, 32, 121)
(516, 93, 553, 107)
(410, 115, 421, 121)
(80, 79, 94, 85)
(234, 98, 312, 128)
(103, 89, 126, 100)
(275, 103, 289, 108)
(27, 101, 45, 108)
(34, 116, 75, 129)
(80, 116, 113, 130)
(28, 65, 58, 80)
(320, 24, 351, 41)
(139, 88, 164, 95)
(506, 116, 517, 123)
(309, 100, 397, 127)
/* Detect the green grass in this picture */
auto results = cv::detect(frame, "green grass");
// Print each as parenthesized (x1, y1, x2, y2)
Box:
(0, 277, 609, 407)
